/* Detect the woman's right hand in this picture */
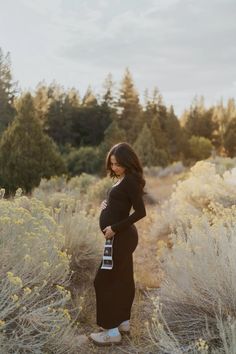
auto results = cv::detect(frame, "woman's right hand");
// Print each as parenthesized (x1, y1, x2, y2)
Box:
(100, 200, 107, 210)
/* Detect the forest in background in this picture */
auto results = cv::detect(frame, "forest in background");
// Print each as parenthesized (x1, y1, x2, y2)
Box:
(1, 47, 236, 195)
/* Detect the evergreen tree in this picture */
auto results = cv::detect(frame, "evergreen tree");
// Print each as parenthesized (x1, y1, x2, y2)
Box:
(153, 89, 168, 133)
(62, 89, 81, 146)
(182, 104, 200, 137)
(46, 92, 67, 146)
(144, 88, 184, 161)
(101, 73, 119, 129)
(150, 116, 167, 150)
(143, 87, 168, 149)
(149, 88, 175, 152)
(143, 88, 163, 122)
(44, 84, 81, 147)
(134, 123, 169, 167)
(0, 93, 65, 195)
(117, 68, 142, 143)
(182, 97, 215, 141)
(100, 73, 120, 141)
(72, 104, 112, 147)
(0, 48, 17, 134)
(102, 120, 126, 148)
(97, 120, 126, 174)
(82, 86, 97, 106)
(67, 87, 81, 107)
(224, 117, 236, 157)
(65, 85, 112, 147)
(212, 98, 236, 152)
(165, 106, 185, 160)
(102, 73, 116, 108)
(33, 82, 52, 126)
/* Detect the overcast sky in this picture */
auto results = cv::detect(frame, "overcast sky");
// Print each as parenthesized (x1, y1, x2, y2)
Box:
(0, 0, 235, 116)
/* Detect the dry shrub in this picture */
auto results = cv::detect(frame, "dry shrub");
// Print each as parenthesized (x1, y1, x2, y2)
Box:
(34, 173, 112, 278)
(34, 173, 112, 210)
(0, 193, 84, 353)
(209, 156, 236, 175)
(144, 161, 185, 178)
(151, 161, 236, 239)
(86, 176, 113, 202)
(53, 202, 103, 280)
(148, 161, 236, 353)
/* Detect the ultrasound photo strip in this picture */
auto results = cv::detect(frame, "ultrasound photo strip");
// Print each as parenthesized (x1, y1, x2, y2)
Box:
(101, 237, 114, 270)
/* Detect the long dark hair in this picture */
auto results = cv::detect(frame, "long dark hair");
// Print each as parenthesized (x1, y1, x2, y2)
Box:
(106, 142, 145, 192)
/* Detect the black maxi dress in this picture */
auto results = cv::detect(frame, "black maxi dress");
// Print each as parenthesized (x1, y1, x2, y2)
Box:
(94, 173, 146, 329)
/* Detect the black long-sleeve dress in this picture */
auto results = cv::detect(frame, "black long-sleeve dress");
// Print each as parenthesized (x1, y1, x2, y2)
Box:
(94, 173, 146, 329)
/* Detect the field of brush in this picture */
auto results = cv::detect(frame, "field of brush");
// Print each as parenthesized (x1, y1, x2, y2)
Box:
(1, 156, 236, 354)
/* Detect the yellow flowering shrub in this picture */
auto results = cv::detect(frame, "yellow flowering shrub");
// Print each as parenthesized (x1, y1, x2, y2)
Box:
(0, 195, 83, 353)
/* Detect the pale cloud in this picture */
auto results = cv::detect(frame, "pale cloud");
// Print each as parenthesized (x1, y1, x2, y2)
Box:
(20, 0, 63, 17)
(0, 0, 235, 115)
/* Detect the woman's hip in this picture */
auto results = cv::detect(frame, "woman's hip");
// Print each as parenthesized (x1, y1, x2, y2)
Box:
(114, 224, 138, 254)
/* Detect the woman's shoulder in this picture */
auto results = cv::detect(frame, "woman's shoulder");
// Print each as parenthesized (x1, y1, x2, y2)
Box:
(123, 173, 141, 188)
(124, 173, 137, 182)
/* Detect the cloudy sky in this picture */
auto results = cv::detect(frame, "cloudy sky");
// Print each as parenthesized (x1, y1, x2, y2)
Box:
(0, 0, 235, 115)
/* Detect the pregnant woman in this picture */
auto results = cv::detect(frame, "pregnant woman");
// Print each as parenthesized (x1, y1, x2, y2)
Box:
(90, 142, 146, 346)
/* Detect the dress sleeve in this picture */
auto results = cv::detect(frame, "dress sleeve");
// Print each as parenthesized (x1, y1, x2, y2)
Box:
(110, 175, 146, 233)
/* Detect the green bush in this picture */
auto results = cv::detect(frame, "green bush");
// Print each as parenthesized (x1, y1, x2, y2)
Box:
(188, 135, 213, 160)
(64, 146, 101, 176)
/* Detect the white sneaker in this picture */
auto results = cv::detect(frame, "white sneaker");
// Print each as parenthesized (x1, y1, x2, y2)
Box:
(89, 331, 122, 346)
(118, 322, 130, 333)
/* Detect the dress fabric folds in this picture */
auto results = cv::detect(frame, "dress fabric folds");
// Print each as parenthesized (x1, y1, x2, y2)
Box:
(94, 173, 146, 329)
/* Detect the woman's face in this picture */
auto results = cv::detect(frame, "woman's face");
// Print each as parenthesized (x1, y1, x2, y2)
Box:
(110, 155, 126, 178)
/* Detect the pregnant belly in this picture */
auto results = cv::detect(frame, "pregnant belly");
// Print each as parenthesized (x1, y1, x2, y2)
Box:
(99, 207, 127, 231)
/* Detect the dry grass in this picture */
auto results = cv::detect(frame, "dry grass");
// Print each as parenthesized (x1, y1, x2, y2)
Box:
(145, 173, 182, 204)
(133, 173, 181, 289)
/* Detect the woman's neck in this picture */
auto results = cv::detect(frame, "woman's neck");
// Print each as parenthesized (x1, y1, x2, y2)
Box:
(117, 173, 125, 180)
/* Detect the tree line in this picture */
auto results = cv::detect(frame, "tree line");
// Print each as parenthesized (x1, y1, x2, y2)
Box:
(0, 48, 236, 195)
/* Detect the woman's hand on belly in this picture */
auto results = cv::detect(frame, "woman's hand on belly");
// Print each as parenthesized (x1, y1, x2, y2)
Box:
(103, 226, 115, 239)
(100, 199, 107, 210)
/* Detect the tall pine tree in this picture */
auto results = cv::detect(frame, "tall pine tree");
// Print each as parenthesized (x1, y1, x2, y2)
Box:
(165, 106, 185, 161)
(134, 123, 169, 167)
(33, 81, 52, 126)
(96, 120, 126, 174)
(0, 93, 65, 195)
(143, 87, 168, 150)
(224, 117, 236, 157)
(0, 48, 17, 134)
(117, 68, 142, 143)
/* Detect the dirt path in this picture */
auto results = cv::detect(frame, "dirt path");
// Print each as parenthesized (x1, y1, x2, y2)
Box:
(134, 174, 180, 288)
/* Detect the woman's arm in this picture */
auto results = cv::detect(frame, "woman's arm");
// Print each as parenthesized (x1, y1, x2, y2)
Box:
(110, 175, 146, 233)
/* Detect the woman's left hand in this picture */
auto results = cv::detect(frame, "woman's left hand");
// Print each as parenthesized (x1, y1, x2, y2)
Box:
(103, 226, 115, 239)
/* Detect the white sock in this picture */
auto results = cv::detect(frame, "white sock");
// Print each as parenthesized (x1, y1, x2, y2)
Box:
(107, 327, 120, 336)
(120, 320, 129, 325)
